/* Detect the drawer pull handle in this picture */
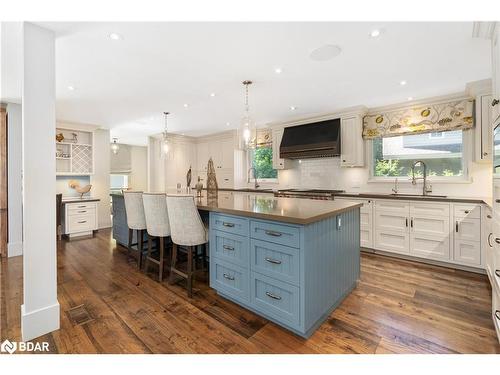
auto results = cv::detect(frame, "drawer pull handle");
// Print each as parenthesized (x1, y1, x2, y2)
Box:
(78, 210, 87, 213)
(495, 310, 500, 321)
(78, 221, 87, 224)
(487, 214, 492, 219)
(495, 238, 500, 244)
(265, 230, 282, 237)
(223, 273, 235, 281)
(496, 199, 500, 204)
(77, 205, 87, 208)
(495, 270, 500, 278)
(223, 245, 235, 251)
(222, 222, 235, 228)
(488, 233, 493, 247)
(455, 221, 459, 233)
(464, 210, 470, 214)
(265, 291, 282, 300)
(265, 257, 282, 265)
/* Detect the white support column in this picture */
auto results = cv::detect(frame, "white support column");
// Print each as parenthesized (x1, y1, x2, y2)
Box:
(21, 22, 59, 341)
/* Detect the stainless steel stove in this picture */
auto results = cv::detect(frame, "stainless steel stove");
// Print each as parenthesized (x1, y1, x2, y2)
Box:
(274, 189, 345, 200)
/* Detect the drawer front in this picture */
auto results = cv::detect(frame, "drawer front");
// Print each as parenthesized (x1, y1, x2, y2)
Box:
(454, 218, 481, 242)
(68, 207, 96, 215)
(211, 213, 249, 237)
(374, 230, 409, 254)
(251, 272, 300, 326)
(453, 204, 481, 219)
(67, 202, 98, 211)
(211, 230, 249, 267)
(453, 239, 481, 266)
(412, 215, 450, 238)
(67, 213, 96, 233)
(250, 239, 299, 285)
(374, 200, 409, 214)
(250, 220, 300, 248)
(410, 234, 450, 261)
(210, 259, 249, 303)
(374, 210, 408, 233)
(410, 202, 450, 217)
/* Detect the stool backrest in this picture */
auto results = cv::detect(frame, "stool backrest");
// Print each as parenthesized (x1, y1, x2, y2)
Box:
(142, 193, 170, 237)
(123, 191, 146, 230)
(166, 195, 206, 246)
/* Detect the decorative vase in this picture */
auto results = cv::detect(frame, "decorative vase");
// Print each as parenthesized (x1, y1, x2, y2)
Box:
(206, 157, 218, 198)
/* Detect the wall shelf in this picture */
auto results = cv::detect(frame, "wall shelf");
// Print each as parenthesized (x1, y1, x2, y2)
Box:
(56, 128, 94, 176)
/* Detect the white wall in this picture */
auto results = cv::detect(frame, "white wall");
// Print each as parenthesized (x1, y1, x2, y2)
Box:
(129, 145, 148, 191)
(92, 129, 111, 229)
(21, 22, 59, 341)
(6, 103, 22, 257)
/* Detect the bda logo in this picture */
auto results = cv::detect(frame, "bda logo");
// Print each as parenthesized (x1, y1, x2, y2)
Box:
(1, 339, 17, 354)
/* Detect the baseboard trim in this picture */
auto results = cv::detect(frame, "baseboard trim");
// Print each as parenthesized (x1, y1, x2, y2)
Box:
(7, 241, 23, 257)
(21, 301, 60, 341)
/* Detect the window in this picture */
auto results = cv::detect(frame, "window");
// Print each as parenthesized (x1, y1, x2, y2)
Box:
(371, 130, 466, 179)
(249, 146, 278, 181)
(110, 174, 129, 190)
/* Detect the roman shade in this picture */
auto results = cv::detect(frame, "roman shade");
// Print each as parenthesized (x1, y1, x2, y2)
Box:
(256, 128, 272, 148)
(362, 98, 474, 139)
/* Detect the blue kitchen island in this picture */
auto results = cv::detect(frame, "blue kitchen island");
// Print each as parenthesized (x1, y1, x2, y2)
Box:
(111, 191, 361, 338)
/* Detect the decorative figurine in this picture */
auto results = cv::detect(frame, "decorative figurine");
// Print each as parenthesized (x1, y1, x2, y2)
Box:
(195, 176, 203, 197)
(70, 133, 78, 143)
(68, 180, 92, 199)
(56, 133, 65, 142)
(206, 158, 218, 194)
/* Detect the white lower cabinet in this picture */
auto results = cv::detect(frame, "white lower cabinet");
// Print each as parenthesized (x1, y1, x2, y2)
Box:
(335, 197, 373, 248)
(374, 230, 410, 255)
(409, 234, 450, 261)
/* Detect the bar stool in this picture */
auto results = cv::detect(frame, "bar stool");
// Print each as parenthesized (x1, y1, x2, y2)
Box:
(142, 193, 171, 281)
(123, 191, 147, 269)
(166, 194, 209, 298)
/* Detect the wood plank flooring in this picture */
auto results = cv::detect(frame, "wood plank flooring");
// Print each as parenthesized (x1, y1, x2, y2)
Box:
(1, 228, 499, 353)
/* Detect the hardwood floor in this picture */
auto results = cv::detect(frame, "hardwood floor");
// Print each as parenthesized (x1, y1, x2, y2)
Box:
(1, 228, 499, 353)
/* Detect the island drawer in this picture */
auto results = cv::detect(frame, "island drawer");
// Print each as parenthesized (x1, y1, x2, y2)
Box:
(250, 220, 300, 248)
(210, 258, 249, 303)
(250, 239, 300, 285)
(211, 230, 249, 267)
(251, 272, 300, 326)
(211, 213, 249, 237)
(67, 202, 97, 211)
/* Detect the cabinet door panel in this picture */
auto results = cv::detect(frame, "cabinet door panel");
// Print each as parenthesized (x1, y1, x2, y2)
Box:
(412, 215, 450, 238)
(410, 234, 450, 261)
(453, 239, 481, 266)
(375, 210, 408, 232)
(374, 200, 409, 214)
(410, 202, 449, 217)
(455, 218, 481, 242)
(360, 227, 373, 248)
(374, 230, 409, 254)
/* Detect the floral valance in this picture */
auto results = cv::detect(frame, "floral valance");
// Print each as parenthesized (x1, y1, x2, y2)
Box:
(256, 128, 272, 147)
(362, 99, 474, 139)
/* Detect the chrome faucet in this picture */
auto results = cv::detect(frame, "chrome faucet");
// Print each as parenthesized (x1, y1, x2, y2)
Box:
(411, 160, 432, 196)
(248, 167, 260, 189)
(391, 178, 399, 194)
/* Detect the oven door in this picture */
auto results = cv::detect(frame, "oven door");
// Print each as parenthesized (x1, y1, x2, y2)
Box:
(494, 123, 500, 176)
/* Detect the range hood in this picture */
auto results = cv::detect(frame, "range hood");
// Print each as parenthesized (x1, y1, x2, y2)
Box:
(279, 118, 341, 159)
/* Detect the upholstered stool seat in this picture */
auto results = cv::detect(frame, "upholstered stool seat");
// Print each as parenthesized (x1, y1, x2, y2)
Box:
(123, 191, 148, 269)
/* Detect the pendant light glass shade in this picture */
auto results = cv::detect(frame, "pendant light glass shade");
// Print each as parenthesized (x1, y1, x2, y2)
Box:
(111, 138, 119, 154)
(162, 112, 170, 156)
(239, 80, 257, 149)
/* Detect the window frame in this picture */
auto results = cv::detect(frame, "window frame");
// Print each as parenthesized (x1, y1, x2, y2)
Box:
(246, 147, 279, 184)
(367, 129, 472, 183)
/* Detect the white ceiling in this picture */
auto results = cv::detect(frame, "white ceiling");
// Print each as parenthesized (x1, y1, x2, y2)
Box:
(1, 22, 492, 145)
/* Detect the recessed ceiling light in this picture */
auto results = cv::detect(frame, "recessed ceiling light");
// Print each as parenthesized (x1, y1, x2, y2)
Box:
(370, 29, 381, 38)
(407, 96, 413, 101)
(400, 80, 407, 86)
(310, 45, 342, 61)
(183, 103, 189, 108)
(275, 67, 282, 74)
(67, 85, 75, 91)
(210, 93, 216, 97)
(226, 122, 230, 126)
(109, 33, 122, 40)
(290, 106, 297, 111)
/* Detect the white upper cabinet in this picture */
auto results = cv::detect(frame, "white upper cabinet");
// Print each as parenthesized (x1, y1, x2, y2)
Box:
(492, 23, 500, 123)
(197, 141, 209, 172)
(475, 94, 493, 162)
(272, 128, 289, 170)
(340, 115, 364, 167)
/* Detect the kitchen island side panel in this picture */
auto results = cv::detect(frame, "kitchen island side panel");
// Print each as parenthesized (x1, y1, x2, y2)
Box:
(303, 208, 360, 332)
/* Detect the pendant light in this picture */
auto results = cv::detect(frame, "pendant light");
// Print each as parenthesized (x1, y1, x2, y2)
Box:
(111, 138, 119, 154)
(239, 80, 257, 149)
(162, 111, 170, 155)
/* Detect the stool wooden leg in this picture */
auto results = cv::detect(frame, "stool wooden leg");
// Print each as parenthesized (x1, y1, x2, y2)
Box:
(187, 246, 193, 298)
(159, 236, 165, 282)
(137, 229, 144, 269)
(127, 228, 133, 261)
(169, 243, 178, 285)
